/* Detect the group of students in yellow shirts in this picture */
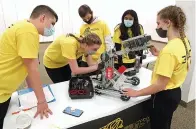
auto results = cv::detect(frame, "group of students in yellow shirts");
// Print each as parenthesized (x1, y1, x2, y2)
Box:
(43, 5, 146, 83)
(0, 4, 191, 129)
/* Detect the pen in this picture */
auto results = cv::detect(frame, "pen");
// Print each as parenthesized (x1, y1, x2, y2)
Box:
(12, 107, 32, 115)
(12, 111, 20, 115)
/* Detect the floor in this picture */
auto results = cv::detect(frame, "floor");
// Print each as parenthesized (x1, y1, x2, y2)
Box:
(21, 41, 195, 129)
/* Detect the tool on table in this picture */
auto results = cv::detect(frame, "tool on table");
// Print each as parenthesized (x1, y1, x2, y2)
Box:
(12, 107, 34, 115)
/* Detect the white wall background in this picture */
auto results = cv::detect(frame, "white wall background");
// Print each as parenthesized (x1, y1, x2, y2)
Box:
(188, 68, 195, 102)
(0, 0, 175, 42)
(0, 0, 72, 42)
(176, 0, 196, 103)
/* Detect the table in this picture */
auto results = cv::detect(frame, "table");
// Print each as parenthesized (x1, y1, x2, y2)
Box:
(3, 67, 153, 129)
(142, 53, 157, 67)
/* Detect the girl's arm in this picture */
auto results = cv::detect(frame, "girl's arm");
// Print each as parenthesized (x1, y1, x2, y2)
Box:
(68, 59, 98, 75)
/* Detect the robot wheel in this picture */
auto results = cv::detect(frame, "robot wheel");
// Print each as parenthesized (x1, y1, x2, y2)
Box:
(120, 95, 130, 101)
(130, 76, 140, 86)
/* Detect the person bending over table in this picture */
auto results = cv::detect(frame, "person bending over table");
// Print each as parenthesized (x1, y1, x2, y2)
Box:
(78, 4, 114, 67)
(123, 5, 191, 129)
(0, 5, 58, 128)
(113, 9, 144, 69)
(43, 33, 102, 83)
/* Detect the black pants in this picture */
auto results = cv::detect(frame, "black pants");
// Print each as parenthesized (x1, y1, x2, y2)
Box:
(45, 65, 72, 83)
(0, 98, 11, 129)
(150, 87, 181, 129)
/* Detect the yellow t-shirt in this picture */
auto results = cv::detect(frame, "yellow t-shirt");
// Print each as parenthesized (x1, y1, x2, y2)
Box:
(80, 20, 111, 62)
(113, 24, 144, 63)
(43, 35, 85, 68)
(0, 20, 39, 103)
(151, 38, 191, 90)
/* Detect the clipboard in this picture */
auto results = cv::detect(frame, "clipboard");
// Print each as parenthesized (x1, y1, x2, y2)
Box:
(17, 84, 56, 108)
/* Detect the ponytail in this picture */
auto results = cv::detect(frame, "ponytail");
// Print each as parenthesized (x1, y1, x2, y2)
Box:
(177, 8, 190, 70)
(67, 33, 101, 46)
(67, 33, 83, 43)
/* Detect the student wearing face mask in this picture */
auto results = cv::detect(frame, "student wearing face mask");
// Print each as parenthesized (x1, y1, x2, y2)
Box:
(123, 6, 191, 129)
(113, 10, 144, 69)
(43, 33, 103, 83)
(78, 4, 114, 67)
(0, 5, 58, 128)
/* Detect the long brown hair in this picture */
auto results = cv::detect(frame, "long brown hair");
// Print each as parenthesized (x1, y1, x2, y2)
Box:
(67, 33, 101, 46)
(158, 5, 191, 69)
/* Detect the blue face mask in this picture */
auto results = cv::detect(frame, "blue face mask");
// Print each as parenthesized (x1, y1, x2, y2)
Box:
(87, 50, 96, 55)
(43, 25, 55, 37)
(124, 20, 134, 27)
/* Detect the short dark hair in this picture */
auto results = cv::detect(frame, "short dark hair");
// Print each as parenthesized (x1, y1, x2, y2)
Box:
(78, 4, 92, 18)
(30, 5, 58, 22)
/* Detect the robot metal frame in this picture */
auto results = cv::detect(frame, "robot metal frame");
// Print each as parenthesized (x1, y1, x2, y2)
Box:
(93, 34, 152, 101)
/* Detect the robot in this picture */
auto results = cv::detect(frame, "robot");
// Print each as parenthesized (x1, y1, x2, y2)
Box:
(93, 34, 152, 101)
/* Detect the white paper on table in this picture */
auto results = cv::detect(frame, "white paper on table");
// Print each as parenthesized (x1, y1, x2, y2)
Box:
(18, 87, 54, 109)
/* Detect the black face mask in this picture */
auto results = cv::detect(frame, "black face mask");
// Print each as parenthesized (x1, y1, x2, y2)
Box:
(84, 16, 93, 24)
(156, 28, 167, 38)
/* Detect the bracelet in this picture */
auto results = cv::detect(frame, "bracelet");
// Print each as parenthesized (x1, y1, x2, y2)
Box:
(37, 100, 46, 105)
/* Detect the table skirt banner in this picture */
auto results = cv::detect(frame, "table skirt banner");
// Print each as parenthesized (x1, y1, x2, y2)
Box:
(69, 100, 151, 129)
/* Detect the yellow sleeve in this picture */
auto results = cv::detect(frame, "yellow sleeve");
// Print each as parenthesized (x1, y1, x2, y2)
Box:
(80, 25, 86, 37)
(103, 22, 111, 37)
(17, 32, 39, 58)
(80, 26, 83, 36)
(61, 41, 77, 59)
(155, 53, 176, 78)
(113, 28, 121, 44)
(140, 25, 144, 35)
